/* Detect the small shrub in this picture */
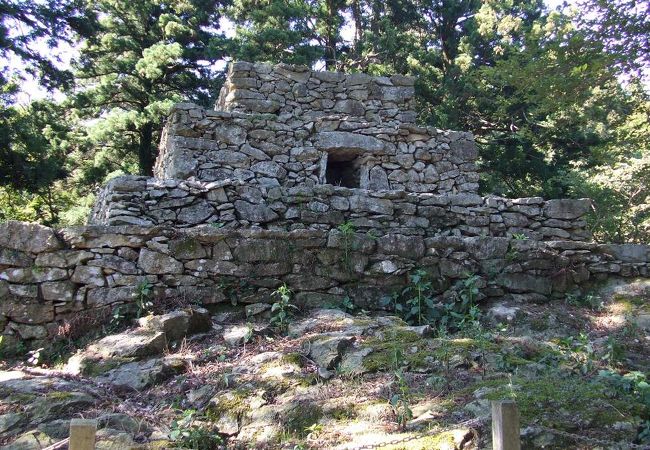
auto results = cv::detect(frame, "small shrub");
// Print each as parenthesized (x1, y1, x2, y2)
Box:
(389, 349, 413, 430)
(170, 409, 223, 449)
(565, 292, 603, 310)
(133, 280, 154, 318)
(271, 284, 298, 332)
(341, 295, 356, 313)
(337, 220, 356, 272)
(380, 271, 483, 332)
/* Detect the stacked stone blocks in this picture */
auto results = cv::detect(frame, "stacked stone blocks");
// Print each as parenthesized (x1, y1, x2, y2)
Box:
(2, 61, 648, 346)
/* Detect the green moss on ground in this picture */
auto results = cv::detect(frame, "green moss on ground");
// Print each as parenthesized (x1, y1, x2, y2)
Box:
(80, 356, 136, 377)
(381, 431, 459, 450)
(282, 401, 323, 438)
(206, 389, 252, 420)
(467, 372, 646, 430)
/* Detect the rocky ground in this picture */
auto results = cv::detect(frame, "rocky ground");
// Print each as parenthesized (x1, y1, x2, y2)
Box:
(0, 279, 649, 450)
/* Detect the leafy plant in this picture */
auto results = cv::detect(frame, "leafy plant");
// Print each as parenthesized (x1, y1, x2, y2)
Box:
(566, 292, 603, 311)
(505, 246, 519, 262)
(169, 409, 223, 449)
(598, 370, 650, 407)
(337, 220, 356, 273)
(389, 349, 413, 430)
(341, 295, 356, 313)
(557, 333, 598, 375)
(338, 222, 355, 267)
(399, 269, 436, 325)
(379, 269, 436, 326)
(133, 280, 154, 318)
(270, 284, 298, 333)
(439, 274, 482, 332)
(601, 336, 625, 367)
(511, 232, 529, 240)
(380, 271, 483, 332)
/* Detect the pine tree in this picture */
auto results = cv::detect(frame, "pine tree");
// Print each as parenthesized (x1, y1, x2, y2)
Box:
(228, 0, 347, 69)
(72, 0, 230, 176)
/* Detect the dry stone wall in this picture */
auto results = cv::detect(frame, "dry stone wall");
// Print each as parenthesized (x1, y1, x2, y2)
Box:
(154, 103, 480, 194)
(215, 61, 417, 122)
(5, 62, 646, 349)
(91, 175, 592, 241)
(1, 221, 648, 346)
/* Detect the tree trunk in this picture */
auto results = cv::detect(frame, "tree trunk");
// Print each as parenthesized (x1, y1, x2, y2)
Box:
(324, 0, 338, 70)
(351, 0, 363, 56)
(138, 121, 154, 176)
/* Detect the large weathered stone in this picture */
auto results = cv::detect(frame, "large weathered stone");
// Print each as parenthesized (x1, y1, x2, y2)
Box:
(41, 281, 76, 301)
(251, 161, 287, 179)
(71, 266, 106, 286)
(0, 248, 32, 268)
(543, 199, 591, 220)
(233, 239, 290, 262)
(377, 235, 425, 258)
(348, 195, 394, 215)
(496, 273, 552, 295)
(234, 200, 279, 223)
(0, 301, 54, 324)
(98, 357, 185, 391)
(213, 123, 247, 145)
(34, 250, 94, 268)
(138, 249, 183, 274)
(315, 131, 385, 154)
(0, 221, 62, 253)
(89, 330, 166, 358)
(86, 287, 136, 306)
(169, 237, 208, 259)
(177, 201, 215, 225)
(308, 334, 354, 369)
(88, 255, 138, 274)
(368, 166, 390, 190)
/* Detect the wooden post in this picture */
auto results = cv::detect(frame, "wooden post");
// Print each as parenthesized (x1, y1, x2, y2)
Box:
(69, 418, 97, 450)
(491, 400, 520, 450)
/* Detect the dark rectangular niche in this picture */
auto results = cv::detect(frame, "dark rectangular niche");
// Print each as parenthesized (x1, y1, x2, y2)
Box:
(326, 157, 360, 188)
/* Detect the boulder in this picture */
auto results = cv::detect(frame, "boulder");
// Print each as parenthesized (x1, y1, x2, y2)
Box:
(308, 334, 354, 369)
(98, 357, 186, 391)
(0, 221, 62, 254)
(138, 310, 190, 342)
(28, 391, 96, 424)
(223, 325, 252, 346)
(89, 330, 166, 358)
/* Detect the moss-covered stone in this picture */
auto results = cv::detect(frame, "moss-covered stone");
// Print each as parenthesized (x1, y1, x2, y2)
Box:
(77, 356, 137, 377)
(380, 430, 461, 450)
(468, 372, 646, 432)
(280, 401, 323, 437)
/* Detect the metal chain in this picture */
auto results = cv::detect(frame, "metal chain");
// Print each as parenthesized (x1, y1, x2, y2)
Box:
(531, 425, 650, 449)
(345, 417, 485, 450)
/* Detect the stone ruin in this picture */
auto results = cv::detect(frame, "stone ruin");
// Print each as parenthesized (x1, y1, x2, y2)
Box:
(1, 61, 649, 346)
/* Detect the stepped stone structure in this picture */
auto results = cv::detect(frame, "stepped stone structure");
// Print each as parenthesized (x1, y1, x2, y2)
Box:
(2, 61, 649, 346)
